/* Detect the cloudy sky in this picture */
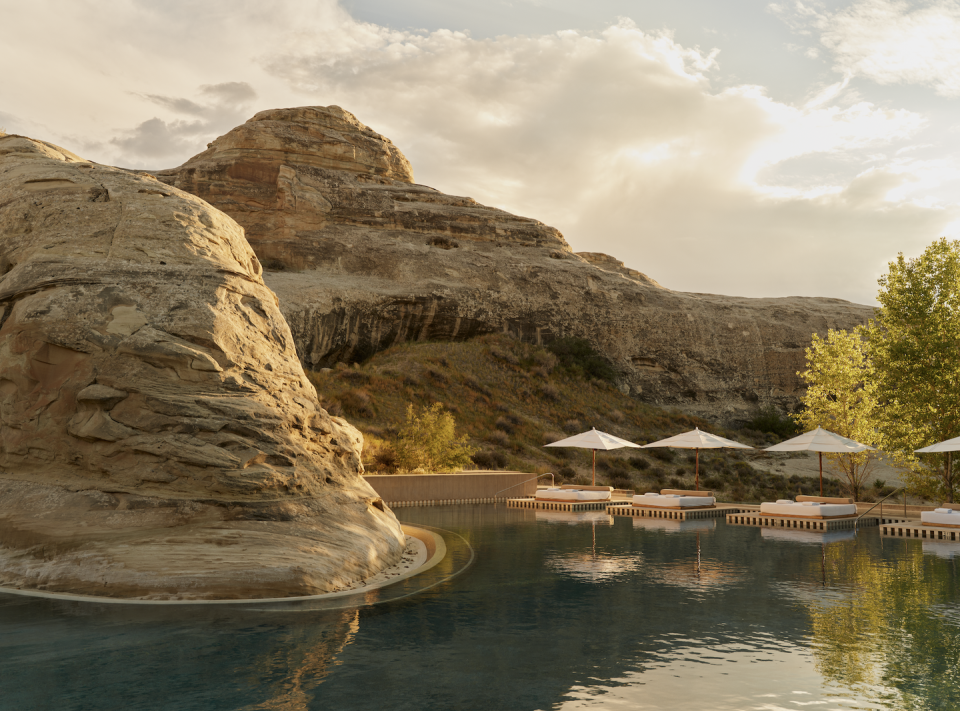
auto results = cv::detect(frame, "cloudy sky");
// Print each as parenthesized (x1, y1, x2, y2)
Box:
(3, 0, 959, 304)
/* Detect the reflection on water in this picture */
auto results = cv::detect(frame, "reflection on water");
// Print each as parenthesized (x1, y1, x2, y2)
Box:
(2, 506, 960, 710)
(535, 509, 612, 526)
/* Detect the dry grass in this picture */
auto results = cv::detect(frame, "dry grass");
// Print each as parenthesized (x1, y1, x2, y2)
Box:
(306, 334, 840, 500)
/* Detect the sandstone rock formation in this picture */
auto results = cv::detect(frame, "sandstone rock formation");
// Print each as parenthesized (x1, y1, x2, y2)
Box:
(155, 106, 874, 424)
(0, 134, 405, 599)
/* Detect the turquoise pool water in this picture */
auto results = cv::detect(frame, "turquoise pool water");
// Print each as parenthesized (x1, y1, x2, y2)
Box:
(2, 505, 959, 710)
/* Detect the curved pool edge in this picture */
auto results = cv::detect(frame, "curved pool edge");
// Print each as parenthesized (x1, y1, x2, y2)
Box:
(0, 524, 460, 607)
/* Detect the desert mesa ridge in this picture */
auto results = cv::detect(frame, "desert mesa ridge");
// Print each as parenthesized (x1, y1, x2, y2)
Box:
(151, 105, 873, 424)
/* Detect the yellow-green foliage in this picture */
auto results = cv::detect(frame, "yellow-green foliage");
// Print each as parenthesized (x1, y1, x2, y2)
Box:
(394, 402, 477, 473)
(797, 328, 882, 500)
(867, 238, 960, 502)
(306, 334, 715, 479)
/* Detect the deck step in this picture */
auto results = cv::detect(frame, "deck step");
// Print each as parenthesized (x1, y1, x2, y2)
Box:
(607, 504, 744, 521)
(880, 522, 960, 540)
(506, 498, 612, 512)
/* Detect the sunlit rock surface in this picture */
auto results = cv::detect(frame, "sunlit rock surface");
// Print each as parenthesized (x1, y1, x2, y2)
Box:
(156, 106, 874, 423)
(0, 135, 404, 599)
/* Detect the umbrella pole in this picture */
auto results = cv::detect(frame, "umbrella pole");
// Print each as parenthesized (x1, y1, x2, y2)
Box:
(592, 450, 596, 486)
(819, 452, 823, 497)
(695, 448, 700, 491)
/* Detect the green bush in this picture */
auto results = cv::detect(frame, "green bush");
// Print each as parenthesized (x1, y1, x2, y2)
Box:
(545, 337, 618, 382)
(745, 406, 799, 440)
(394, 403, 477, 472)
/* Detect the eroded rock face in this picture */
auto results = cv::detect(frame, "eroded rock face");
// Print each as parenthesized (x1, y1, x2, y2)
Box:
(0, 135, 404, 599)
(156, 106, 874, 423)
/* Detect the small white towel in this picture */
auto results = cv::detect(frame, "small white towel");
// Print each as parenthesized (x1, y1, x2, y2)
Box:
(776, 499, 794, 505)
(935, 508, 953, 514)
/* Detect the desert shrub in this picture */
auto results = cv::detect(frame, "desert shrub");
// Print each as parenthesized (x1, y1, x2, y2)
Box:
(649, 467, 666, 484)
(486, 431, 510, 447)
(539, 383, 561, 401)
(495, 417, 515, 434)
(340, 389, 374, 418)
(491, 347, 519, 365)
(745, 406, 799, 440)
(562, 419, 582, 434)
(628, 456, 650, 471)
(648, 448, 675, 462)
(608, 471, 634, 490)
(545, 337, 618, 382)
(427, 236, 459, 249)
(471, 450, 508, 469)
(362, 436, 398, 473)
(701, 476, 724, 491)
(394, 403, 477, 472)
(558, 465, 577, 480)
(667, 477, 684, 489)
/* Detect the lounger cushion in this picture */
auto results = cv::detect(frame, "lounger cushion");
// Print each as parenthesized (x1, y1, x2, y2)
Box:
(632, 494, 716, 508)
(536, 488, 611, 502)
(759, 500, 856, 518)
(921, 509, 960, 526)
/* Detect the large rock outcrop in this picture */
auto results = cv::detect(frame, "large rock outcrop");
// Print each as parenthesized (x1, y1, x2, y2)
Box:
(0, 135, 405, 599)
(155, 106, 874, 423)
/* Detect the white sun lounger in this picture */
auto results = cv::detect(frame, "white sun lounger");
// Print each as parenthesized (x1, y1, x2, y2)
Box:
(758, 495, 856, 519)
(631, 489, 716, 509)
(535, 485, 612, 503)
(921, 505, 960, 527)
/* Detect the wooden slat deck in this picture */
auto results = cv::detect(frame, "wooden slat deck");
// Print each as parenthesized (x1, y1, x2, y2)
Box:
(507, 498, 612, 512)
(607, 504, 745, 520)
(726, 512, 909, 531)
(881, 522, 960, 540)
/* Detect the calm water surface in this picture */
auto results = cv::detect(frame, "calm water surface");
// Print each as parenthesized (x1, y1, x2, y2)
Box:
(2, 505, 960, 711)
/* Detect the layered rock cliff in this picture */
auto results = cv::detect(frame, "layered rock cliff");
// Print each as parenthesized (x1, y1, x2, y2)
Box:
(0, 135, 405, 599)
(155, 106, 874, 423)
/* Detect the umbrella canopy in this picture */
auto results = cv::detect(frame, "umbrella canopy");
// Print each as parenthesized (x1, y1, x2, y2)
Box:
(764, 427, 875, 496)
(915, 436, 960, 453)
(643, 428, 752, 490)
(544, 428, 641, 485)
(916, 437, 960, 505)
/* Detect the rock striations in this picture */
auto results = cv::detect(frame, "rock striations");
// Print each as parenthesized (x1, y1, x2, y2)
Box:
(156, 106, 874, 423)
(0, 135, 405, 599)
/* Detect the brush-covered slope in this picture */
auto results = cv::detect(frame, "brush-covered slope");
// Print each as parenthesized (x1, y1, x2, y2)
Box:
(0, 134, 404, 599)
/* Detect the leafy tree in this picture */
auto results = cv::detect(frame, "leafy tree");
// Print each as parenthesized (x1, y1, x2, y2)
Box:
(393, 403, 477, 473)
(867, 238, 960, 503)
(796, 328, 882, 501)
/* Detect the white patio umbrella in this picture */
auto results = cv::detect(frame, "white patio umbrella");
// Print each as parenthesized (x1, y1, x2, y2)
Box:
(544, 428, 642, 485)
(643, 428, 753, 491)
(915, 436, 960, 503)
(764, 427, 874, 496)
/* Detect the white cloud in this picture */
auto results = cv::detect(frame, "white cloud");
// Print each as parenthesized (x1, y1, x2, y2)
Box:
(262, 13, 953, 302)
(110, 82, 258, 166)
(794, 0, 960, 97)
(1, 0, 956, 303)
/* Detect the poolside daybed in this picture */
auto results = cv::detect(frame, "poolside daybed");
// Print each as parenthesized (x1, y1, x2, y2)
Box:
(758, 495, 856, 519)
(921, 504, 960, 527)
(631, 489, 716, 510)
(535, 485, 613, 503)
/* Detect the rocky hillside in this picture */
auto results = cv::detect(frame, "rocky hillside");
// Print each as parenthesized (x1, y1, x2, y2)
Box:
(153, 106, 874, 424)
(0, 134, 404, 599)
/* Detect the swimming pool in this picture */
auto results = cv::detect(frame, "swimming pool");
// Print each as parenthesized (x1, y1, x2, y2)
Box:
(1, 504, 958, 710)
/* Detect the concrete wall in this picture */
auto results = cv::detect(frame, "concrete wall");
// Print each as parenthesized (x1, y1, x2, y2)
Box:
(364, 471, 538, 507)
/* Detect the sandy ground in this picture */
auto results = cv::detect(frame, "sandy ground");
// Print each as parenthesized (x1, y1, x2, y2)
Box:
(747, 450, 909, 489)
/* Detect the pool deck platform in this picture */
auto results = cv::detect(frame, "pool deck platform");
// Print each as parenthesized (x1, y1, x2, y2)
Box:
(726, 511, 911, 531)
(881, 521, 960, 540)
(507, 498, 612, 512)
(607, 503, 746, 520)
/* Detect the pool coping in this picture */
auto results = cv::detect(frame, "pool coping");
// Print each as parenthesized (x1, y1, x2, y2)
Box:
(0, 524, 445, 606)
